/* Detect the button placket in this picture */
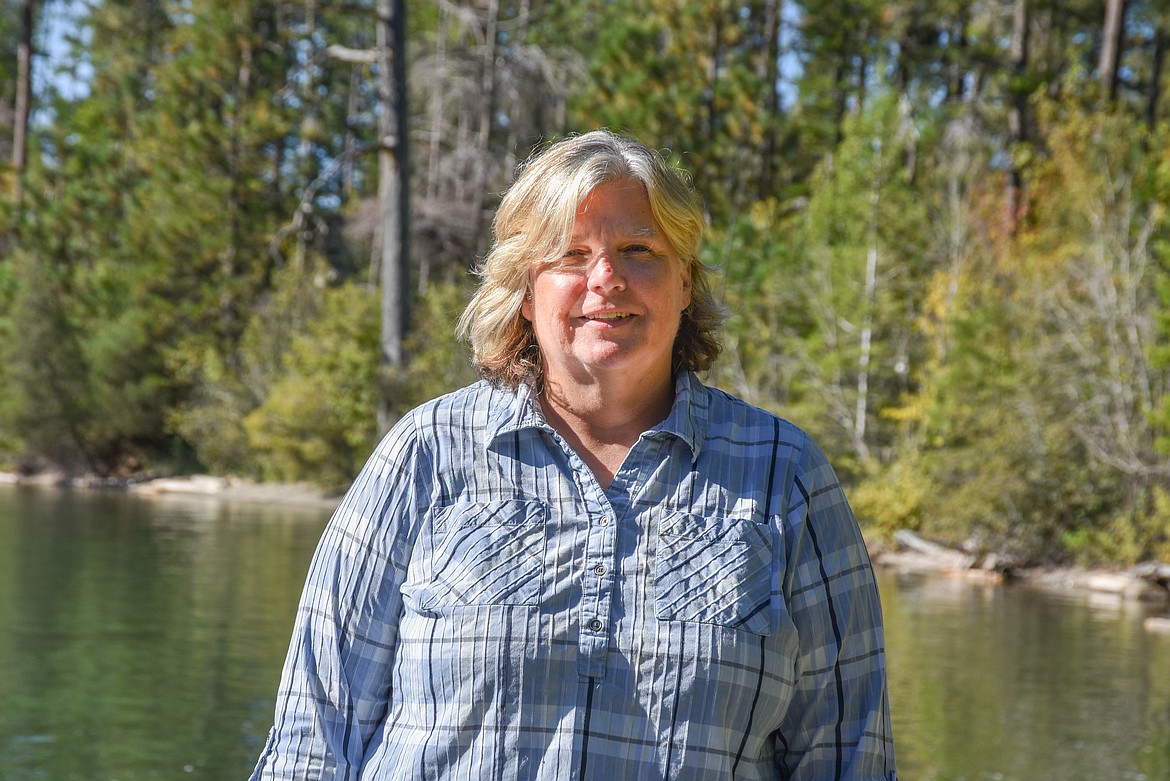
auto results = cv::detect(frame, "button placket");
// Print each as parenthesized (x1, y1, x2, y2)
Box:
(547, 427, 624, 679)
(576, 481, 618, 678)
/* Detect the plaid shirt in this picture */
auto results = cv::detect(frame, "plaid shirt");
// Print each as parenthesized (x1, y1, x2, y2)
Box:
(250, 372, 896, 780)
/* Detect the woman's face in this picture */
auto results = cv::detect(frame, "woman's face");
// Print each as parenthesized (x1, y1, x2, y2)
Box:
(521, 177, 692, 392)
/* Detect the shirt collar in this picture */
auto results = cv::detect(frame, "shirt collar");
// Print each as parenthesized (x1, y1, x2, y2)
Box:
(485, 379, 550, 446)
(651, 370, 707, 462)
(486, 371, 709, 462)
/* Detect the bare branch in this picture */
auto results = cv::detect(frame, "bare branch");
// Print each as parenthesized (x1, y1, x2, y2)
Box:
(324, 44, 378, 65)
(268, 143, 378, 267)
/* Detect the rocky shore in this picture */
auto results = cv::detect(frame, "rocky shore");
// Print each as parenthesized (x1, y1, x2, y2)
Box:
(0, 470, 342, 511)
(874, 528, 1170, 634)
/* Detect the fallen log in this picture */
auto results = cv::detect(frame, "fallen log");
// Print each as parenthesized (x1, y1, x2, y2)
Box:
(1132, 561, 1170, 589)
(884, 530, 978, 574)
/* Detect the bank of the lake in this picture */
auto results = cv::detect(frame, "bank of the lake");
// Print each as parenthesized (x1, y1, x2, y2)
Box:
(0, 470, 343, 511)
(873, 529, 1170, 634)
(4, 469, 1170, 630)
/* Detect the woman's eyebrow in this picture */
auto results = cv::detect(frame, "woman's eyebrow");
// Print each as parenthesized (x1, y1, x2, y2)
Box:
(566, 226, 662, 243)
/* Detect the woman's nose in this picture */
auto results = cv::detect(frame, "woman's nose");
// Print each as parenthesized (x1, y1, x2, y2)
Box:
(587, 252, 626, 292)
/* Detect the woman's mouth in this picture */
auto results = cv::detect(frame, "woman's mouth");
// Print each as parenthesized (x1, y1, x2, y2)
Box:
(583, 312, 632, 321)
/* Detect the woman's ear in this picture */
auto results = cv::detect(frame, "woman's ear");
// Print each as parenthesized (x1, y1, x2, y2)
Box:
(520, 288, 533, 322)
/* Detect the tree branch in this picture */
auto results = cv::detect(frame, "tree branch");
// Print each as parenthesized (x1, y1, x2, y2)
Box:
(324, 44, 378, 64)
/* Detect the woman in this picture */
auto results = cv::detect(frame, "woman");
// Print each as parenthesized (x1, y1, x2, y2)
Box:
(250, 130, 896, 780)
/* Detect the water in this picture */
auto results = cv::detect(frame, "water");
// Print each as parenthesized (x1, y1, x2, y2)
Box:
(1, 484, 1168, 780)
(885, 571, 1170, 780)
(0, 485, 325, 780)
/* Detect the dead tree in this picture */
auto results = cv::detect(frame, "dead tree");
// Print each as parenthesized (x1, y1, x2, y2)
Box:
(326, 0, 409, 432)
(1099, 0, 1126, 102)
(374, 0, 409, 433)
(11, 0, 35, 209)
(1005, 0, 1029, 236)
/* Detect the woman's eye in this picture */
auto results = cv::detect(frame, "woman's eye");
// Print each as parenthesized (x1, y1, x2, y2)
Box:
(558, 249, 589, 266)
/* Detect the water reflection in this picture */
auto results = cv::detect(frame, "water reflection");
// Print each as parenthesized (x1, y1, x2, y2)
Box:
(1, 485, 1168, 780)
(879, 569, 1170, 781)
(0, 485, 329, 781)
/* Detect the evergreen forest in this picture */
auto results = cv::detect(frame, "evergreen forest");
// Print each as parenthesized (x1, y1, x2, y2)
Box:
(2, 0, 1170, 568)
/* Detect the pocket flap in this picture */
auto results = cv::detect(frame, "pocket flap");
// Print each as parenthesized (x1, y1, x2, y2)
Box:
(655, 513, 773, 635)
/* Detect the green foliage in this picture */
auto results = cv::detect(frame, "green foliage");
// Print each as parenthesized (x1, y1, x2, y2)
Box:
(393, 280, 480, 414)
(557, 0, 798, 217)
(1063, 488, 1170, 567)
(781, 93, 930, 474)
(239, 279, 477, 490)
(898, 100, 1170, 563)
(0, 124, 180, 474)
(244, 283, 381, 490)
(1144, 128, 1170, 457)
(0, 2, 18, 112)
(166, 256, 329, 476)
(848, 454, 929, 539)
(0, 248, 98, 471)
(3, 0, 1170, 567)
(165, 342, 255, 476)
(1156, 270, 1170, 456)
(705, 197, 810, 413)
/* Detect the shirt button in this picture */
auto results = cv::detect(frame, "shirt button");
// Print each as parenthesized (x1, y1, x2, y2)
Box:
(588, 619, 603, 632)
(600, 515, 611, 526)
(594, 564, 607, 576)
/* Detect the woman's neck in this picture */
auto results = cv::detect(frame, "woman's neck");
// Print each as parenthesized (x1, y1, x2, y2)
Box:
(538, 372, 675, 490)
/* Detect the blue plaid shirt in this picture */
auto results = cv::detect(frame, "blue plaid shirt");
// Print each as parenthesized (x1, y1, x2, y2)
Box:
(250, 372, 896, 780)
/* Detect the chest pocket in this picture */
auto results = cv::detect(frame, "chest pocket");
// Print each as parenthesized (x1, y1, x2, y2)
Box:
(405, 499, 547, 613)
(654, 513, 773, 636)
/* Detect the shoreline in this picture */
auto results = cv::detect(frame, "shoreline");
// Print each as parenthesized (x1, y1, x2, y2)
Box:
(4, 470, 1169, 632)
(0, 470, 343, 512)
(870, 530, 1170, 633)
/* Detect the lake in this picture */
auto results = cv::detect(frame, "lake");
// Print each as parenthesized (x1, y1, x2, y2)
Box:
(1, 483, 1168, 780)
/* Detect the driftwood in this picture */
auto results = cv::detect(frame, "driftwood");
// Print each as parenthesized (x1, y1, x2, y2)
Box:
(892, 529, 965, 559)
(1132, 561, 1170, 589)
(879, 531, 1170, 605)
(878, 530, 989, 579)
(891, 530, 976, 568)
(878, 530, 1170, 635)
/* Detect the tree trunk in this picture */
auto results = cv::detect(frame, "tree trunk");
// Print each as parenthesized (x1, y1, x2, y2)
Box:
(501, 0, 531, 179)
(705, 13, 722, 145)
(1099, 0, 1125, 102)
(375, 0, 409, 433)
(946, 8, 970, 103)
(468, 0, 498, 261)
(1148, 21, 1166, 128)
(425, 6, 447, 202)
(757, 0, 783, 199)
(1005, 0, 1029, 237)
(854, 135, 881, 467)
(11, 0, 34, 209)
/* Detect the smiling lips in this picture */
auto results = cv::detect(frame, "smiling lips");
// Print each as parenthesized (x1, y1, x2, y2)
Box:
(581, 312, 633, 322)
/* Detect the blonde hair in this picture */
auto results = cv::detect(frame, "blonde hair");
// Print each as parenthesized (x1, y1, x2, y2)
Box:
(457, 130, 723, 389)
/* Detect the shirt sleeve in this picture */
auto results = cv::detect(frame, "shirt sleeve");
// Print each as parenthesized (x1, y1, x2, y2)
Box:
(774, 436, 897, 781)
(249, 414, 429, 781)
